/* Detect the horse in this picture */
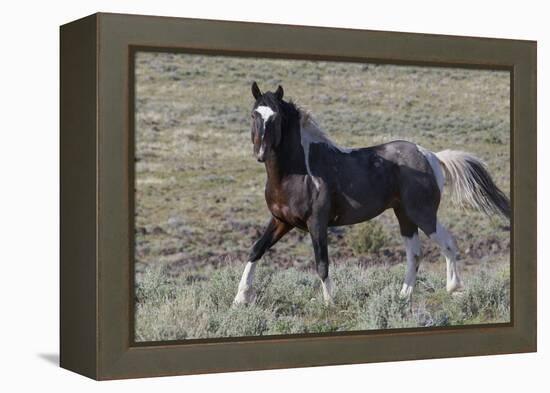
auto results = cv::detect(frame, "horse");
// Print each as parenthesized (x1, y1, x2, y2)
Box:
(233, 81, 510, 306)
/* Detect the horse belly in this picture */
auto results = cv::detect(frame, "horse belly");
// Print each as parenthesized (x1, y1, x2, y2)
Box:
(329, 203, 388, 226)
(330, 210, 387, 226)
(329, 185, 395, 226)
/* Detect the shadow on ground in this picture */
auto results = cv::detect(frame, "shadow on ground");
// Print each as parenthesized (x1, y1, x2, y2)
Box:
(38, 353, 59, 366)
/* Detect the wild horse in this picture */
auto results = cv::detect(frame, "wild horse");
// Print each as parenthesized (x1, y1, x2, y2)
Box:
(233, 82, 510, 305)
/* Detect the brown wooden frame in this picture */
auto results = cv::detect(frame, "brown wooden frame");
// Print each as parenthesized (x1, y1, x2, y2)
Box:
(60, 12, 537, 380)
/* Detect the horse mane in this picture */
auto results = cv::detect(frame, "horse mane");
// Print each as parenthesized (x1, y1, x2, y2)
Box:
(280, 101, 350, 190)
(293, 104, 346, 152)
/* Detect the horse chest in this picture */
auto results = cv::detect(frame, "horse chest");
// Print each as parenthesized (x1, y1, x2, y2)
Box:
(268, 202, 291, 220)
(265, 188, 305, 227)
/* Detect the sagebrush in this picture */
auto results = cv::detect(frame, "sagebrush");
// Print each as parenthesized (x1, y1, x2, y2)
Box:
(135, 260, 510, 341)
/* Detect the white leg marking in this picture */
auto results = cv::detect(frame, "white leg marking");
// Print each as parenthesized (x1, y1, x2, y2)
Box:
(233, 261, 257, 305)
(430, 222, 464, 293)
(400, 233, 421, 298)
(321, 276, 334, 305)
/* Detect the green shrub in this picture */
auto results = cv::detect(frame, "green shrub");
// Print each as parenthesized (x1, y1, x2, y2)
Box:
(358, 284, 411, 329)
(211, 305, 273, 337)
(346, 220, 387, 255)
(458, 268, 510, 323)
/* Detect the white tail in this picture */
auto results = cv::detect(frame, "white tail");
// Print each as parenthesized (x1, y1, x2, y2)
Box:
(435, 150, 510, 219)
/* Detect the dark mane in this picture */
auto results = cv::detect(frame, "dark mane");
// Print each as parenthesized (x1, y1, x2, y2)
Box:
(279, 99, 301, 129)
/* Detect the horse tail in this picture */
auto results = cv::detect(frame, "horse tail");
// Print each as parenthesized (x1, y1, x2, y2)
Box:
(434, 150, 510, 219)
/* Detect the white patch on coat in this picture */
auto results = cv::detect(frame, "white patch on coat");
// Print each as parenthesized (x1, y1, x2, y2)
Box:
(233, 261, 257, 305)
(300, 137, 321, 189)
(399, 233, 421, 298)
(417, 145, 445, 192)
(298, 109, 352, 190)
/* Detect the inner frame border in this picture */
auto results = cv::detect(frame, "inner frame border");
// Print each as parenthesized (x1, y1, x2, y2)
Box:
(127, 46, 515, 347)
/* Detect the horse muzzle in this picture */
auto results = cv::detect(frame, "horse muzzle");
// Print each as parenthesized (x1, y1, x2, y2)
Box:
(256, 145, 266, 162)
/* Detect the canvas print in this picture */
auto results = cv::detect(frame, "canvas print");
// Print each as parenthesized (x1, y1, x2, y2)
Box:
(133, 52, 511, 342)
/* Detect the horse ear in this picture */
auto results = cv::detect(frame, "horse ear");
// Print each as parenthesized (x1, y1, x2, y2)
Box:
(251, 81, 262, 100)
(275, 85, 284, 100)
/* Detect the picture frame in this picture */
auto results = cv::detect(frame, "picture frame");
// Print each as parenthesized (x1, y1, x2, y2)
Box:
(60, 12, 537, 380)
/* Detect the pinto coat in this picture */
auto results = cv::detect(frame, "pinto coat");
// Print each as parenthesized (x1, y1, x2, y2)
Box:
(233, 82, 510, 305)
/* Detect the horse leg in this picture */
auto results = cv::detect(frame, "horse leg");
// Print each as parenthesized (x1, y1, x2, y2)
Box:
(404, 210, 463, 293)
(394, 207, 421, 299)
(233, 216, 292, 305)
(397, 161, 463, 294)
(429, 221, 464, 293)
(307, 212, 333, 305)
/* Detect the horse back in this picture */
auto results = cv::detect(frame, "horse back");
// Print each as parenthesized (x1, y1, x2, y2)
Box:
(307, 140, 439, 226)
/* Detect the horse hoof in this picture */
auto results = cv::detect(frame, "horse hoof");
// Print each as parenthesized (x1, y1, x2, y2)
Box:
(399, 284, 414, 299)
(446, 280, 464, 294)
(233, 290, 255, 306)
(451, 291, 465, 298)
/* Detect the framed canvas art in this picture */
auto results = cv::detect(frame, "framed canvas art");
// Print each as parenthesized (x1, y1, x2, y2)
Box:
(60, 12, 536, 379)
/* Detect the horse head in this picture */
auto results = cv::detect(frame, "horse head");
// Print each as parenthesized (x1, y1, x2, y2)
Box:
(250, 81, 284, 162)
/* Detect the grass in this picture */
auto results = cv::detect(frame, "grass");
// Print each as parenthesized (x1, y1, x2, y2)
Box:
(133, 51, 511, 341)
(135, 258, 510, 341)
